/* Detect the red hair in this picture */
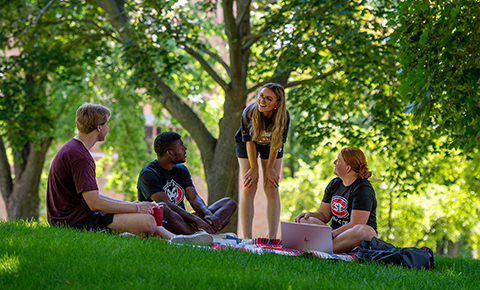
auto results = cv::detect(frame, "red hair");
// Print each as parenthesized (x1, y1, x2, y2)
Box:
(341, 147, 372, 179)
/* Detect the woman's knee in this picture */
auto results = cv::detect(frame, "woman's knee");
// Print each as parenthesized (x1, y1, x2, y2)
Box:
(352, 224, 376, 241)
(242, 187, 257, 199)
(263, 181, 277, 191)
(263, 186, 279, 199)
(139, 214, 157, 235)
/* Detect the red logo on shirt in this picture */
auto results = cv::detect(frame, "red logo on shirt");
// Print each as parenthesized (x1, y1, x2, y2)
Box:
(331, 197, 348, 217)
(259, 136, 271, 142)
(164, 180, 185, 205)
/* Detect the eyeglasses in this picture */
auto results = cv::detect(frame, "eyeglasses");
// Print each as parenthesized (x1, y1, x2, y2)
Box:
(257, 94, 279, 104)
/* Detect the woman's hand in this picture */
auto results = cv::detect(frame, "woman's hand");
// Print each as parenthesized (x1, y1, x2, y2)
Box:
(294, 212, 307, 223)
(243, 168, 259, 188)
(294, 211, 319, 223)
(265, 167, 280, 188)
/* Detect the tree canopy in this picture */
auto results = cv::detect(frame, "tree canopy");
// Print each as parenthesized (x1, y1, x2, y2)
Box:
(390, 0, 480, 152)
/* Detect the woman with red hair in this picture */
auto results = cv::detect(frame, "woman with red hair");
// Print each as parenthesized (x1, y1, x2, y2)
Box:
(294, 147, 377, 252)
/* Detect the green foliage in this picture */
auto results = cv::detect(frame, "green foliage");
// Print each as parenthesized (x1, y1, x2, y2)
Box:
(390, 0, 480, 152)
(246, 0, 389, 86)
(0, 1, 155, 203)
(0, 0, 112, 152)
(2, 220, 480, 289)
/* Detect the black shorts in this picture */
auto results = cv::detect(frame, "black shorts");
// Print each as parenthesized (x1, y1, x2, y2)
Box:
(235, 140, 284, 159)
(72, 211, 114, 232)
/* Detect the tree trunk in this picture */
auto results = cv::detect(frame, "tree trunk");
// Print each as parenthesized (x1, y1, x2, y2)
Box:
(203, 88, 245, 233)
(387, 188, 394, 235)
(0, 135, 13, 209)
(5, 138, 52, 220)
(99, 0, 254, 233)
(447, 239, 460, 257)
(435, 236, 446, 255)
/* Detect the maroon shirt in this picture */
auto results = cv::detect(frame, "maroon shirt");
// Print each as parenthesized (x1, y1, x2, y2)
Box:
(46, 138, 98, 226)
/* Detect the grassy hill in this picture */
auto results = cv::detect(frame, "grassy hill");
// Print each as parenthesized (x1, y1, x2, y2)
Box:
(1, 220, 479, 289)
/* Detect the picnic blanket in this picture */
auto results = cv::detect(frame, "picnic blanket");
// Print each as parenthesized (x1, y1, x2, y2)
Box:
(212, 236, 355, 262)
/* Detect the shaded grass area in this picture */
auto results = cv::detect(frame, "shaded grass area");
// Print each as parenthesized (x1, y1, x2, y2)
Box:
(1, 220, 479, 289)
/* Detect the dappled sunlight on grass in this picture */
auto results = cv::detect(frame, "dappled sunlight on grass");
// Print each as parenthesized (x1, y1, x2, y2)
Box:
(8, 219, 50, 229)
(0, 254, 20, 274)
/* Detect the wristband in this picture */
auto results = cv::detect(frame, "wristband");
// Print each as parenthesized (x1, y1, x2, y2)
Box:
(136, 203, 140, 213)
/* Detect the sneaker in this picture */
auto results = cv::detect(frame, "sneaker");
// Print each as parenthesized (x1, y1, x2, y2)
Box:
(170, 231, 213, 246)
(221, 232, 237, 238)
(211, 232, 237, 239)
(119, 232, 136, 237)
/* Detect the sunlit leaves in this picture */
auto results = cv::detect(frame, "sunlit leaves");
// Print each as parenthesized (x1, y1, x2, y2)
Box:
(391, 0, 480, 152)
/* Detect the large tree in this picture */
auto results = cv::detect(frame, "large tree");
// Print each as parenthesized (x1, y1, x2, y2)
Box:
(0, 0, 391, 227)
(94, 0, 388, 231)
(0, 0, 89, 219)
(0, 0, 142, 219)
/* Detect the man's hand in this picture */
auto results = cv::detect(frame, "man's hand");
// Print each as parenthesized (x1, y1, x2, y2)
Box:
(195, 218, 214, 234)
(204, 213, 221, 232)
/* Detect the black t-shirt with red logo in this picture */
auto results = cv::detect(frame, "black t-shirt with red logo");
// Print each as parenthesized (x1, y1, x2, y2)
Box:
(234, 102, 290, 145)
(322, 177, 377, 231)
(137, 160, 193, 210)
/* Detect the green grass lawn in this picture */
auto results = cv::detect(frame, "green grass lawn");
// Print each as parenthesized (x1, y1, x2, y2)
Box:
(1, 220, 479, 290)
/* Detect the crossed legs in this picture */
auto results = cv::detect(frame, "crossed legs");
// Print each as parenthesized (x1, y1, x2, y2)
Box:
(160, 198, 237, 235)
(298, 216, 377, 252)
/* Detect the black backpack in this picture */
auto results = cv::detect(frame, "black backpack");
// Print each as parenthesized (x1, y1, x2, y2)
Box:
(356, 237, 434, 270)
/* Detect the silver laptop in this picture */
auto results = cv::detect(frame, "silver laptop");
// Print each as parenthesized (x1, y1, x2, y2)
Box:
(281, 221, 333, 254)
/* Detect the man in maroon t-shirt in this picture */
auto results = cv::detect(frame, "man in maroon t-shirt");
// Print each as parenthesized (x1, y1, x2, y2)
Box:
(46, 103, 212, 245)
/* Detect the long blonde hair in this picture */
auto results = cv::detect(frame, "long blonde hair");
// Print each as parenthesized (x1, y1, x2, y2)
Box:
(250, 83, 287, 150)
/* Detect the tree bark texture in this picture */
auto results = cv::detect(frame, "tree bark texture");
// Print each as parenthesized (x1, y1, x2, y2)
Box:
(98, 0, 266, 232)
(1, 138, 52, 220)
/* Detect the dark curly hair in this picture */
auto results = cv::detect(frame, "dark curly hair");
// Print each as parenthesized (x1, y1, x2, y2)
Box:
(154, 132, 181, 157)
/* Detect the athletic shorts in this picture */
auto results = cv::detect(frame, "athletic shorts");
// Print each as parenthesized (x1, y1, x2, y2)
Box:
(72, 211, 114, 232)
(235, 140, 284, 159)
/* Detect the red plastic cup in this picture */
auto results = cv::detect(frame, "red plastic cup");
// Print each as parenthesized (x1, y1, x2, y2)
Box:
(152, 205, 163, 226)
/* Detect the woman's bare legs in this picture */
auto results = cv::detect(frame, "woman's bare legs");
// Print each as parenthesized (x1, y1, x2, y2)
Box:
(261, 158, 283, 239)
(333, 225, 377, 252)
(238, 158, 257, 239)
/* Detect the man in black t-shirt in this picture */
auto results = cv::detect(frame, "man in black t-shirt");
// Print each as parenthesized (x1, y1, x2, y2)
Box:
(137, 132, 237, 235)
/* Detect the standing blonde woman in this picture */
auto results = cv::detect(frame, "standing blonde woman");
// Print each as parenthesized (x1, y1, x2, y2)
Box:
(235, 83, 290, 238)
